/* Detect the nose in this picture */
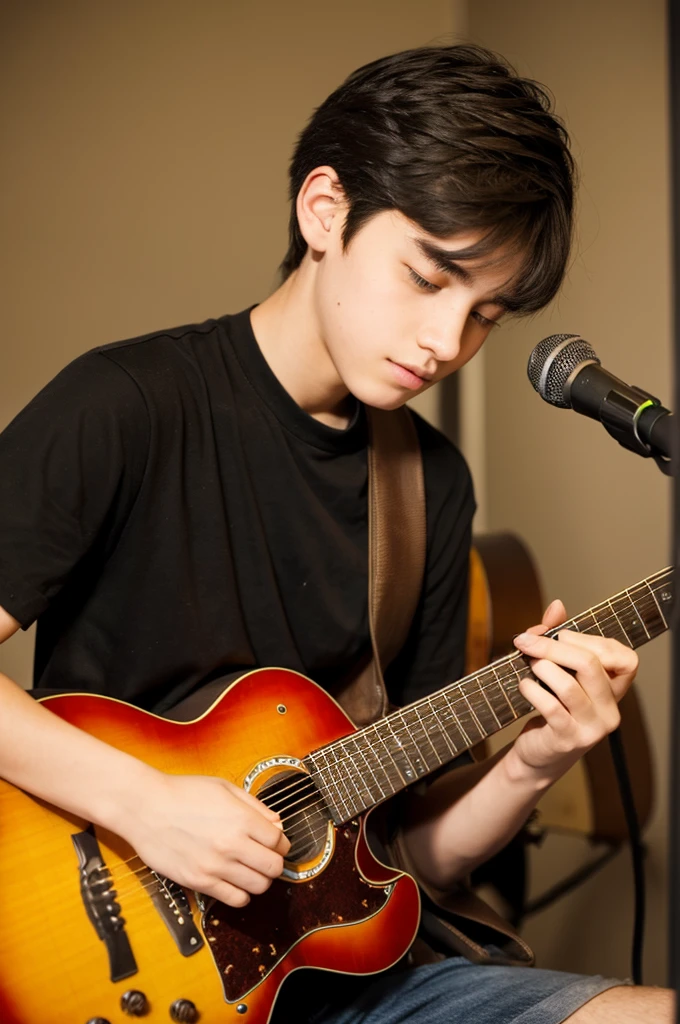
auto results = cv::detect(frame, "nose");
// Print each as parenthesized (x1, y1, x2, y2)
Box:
(417, 311, 466, 364)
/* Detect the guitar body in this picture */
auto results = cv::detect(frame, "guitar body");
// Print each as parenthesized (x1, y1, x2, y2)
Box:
(0, 669, 420, 1024)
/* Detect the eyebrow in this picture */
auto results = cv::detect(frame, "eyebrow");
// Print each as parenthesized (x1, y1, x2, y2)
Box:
(414, 238, 515, 310)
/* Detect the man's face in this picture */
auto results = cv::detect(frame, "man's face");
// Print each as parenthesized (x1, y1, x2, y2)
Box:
(313, 209, 522, 410)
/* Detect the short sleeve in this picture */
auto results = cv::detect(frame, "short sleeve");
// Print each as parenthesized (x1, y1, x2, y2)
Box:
(385, 413, 475, 706)
(0, 351, 149, 627)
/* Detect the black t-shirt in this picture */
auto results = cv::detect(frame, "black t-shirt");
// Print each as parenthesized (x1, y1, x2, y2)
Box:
(0, 308, 475, 713)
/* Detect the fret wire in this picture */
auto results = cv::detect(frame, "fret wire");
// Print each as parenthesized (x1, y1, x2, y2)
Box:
(443, 694, 473, 746)
(383, 714, 420, 779)
(367, 720, 407, 793)
(325, 742, 359, 817)
(348, 736, 387, 802)
(607, 598, 632, 646)
(631, 590, 652, 641)
(374, 716, 411, 786)
(428, 695, 461, 756)
(413, 703, 445, 766)
(459, 684, 487, 737)
(492, 666, 520, 719)
(477, 671, 510, 729)
(427, 693, 465, 755)
(360, 722, 396, 790)
(645, 579, 668, 629)
(357, 726, 400, 794)
(314, 749, 350, 821)
(589, 611, 605, 636)
(390, 710, 436, 778)
(313, 570, 674, 814)
(327, 737, 360, 815)
(618, 589, 651, 642)
(369, 731, 403, 794)
(477, 672, 505, 729)
(343, 738, 381, 810)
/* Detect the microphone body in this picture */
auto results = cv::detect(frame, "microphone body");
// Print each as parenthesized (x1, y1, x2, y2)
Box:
(528, 334, 673, 462)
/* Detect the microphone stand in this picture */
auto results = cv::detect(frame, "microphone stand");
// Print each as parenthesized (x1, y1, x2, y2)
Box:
(668, 0, 680, 1015)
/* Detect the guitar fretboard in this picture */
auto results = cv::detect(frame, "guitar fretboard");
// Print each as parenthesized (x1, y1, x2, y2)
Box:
(305, 567, 673, 824)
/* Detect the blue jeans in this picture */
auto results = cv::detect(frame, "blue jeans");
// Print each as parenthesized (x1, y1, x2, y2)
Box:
(272, 956, 627, 1024)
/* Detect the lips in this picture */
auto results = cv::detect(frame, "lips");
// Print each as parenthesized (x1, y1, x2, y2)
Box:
(390, 360, 434, 382)
(398, 362, 434, 382)
(388, 360, 435, 391)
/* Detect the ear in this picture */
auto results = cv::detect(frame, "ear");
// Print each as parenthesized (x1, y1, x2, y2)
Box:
(295, 166, 347, 255)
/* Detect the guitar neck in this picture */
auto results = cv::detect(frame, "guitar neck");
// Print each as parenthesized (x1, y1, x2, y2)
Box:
(307, 567, 673, 825)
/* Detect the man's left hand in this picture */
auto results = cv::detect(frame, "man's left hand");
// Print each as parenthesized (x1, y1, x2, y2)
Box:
(511, 600, 638, 780)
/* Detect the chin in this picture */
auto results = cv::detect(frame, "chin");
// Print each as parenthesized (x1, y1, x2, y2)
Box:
(351, 383, 411, 412)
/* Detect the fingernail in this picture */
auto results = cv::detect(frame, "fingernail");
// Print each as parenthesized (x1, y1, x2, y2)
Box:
(514, 632, 534, 645)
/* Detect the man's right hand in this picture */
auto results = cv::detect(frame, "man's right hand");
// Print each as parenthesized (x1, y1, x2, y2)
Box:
(111, 771, 291, 907)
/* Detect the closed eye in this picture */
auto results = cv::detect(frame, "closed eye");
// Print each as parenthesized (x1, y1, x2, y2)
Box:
(471, 310, 502, 329)
(407, 267, 440, 292)
(408, 267, 503, 328)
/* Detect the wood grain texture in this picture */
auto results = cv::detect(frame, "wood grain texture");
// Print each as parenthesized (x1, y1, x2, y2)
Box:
(0, 669, 420, 1024)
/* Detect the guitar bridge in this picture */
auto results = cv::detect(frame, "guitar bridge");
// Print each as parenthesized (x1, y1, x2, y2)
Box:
(72, 826, 138, 982)
(148, 872, 204, 956)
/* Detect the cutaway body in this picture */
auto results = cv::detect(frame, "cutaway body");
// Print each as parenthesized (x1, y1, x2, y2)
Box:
(0, 669, 420, 1024)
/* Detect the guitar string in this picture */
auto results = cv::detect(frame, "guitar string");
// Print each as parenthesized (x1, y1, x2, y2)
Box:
(105, 785, 337, 905)
(13, 633, 670, 927)
(107, 648, 536, 902)
(28, 589, 648, 931)
(58, 619, 641, 911)
(92, 594, 656, 907)
(307, 596, 668, 819)
(96, 592, 667, 900)
(314, 587, 668, 784)
(8, 582, 670, 937)
(38, 582, 669, 914)
(265, 583, 669, 837)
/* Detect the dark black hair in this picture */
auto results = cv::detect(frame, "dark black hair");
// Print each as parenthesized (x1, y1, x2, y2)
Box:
(281, 45, 575, 314)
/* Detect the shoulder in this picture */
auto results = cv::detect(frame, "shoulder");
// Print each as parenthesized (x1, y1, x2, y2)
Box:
(3, 347, 148, 440)
(93, 315, 226, 385)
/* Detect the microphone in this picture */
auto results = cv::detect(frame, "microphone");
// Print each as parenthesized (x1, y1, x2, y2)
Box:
(527, 333, 673, 465)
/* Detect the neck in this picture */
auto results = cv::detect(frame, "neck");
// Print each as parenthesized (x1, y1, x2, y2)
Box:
(250, 267, 354, 429)
(305, 567, 673, 825)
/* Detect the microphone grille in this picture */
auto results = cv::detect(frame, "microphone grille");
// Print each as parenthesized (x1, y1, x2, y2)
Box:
(527, 334, 599, 408)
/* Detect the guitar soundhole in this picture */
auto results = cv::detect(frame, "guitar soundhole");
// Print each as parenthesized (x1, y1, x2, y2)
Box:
(256, 769, 330, 863)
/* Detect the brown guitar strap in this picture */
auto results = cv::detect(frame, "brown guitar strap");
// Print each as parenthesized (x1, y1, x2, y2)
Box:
(332, 406, 426, 727)
(334, 407, 535, 968)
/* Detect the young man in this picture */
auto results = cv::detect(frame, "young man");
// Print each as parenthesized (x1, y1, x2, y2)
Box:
(0, 44, 673, 1024)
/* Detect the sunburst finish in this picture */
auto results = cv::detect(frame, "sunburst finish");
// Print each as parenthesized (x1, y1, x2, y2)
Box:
(0, 669, 420, 1024)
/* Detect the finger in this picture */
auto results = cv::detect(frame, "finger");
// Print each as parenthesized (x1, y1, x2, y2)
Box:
(247, 813, 292, 855)
(203, 878, 251, 908)
(524, 600, 567, 637)
(542, 599, 567, 629)
(552, 629, 638, 683)
(519, 671, 620, 741)
(227, 859, 278, 896)
(226, 781, 283, 822)
(514, 633, 614, 707)
(518, 675, 573, 727)
(274, 828, 291, 857)
(514, 631, 604, 678)
(239, 837, 286, 879)
(523, 658, 602, 719)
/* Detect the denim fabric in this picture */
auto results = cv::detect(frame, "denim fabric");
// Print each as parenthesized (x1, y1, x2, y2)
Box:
(272, 956, 628, 1024)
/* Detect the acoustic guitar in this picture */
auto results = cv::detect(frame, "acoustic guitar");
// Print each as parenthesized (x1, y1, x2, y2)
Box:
(0, 567, 672, 1024)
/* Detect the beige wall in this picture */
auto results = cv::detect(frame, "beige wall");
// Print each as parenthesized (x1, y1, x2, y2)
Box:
(0, 0, 457, 683)
(469, 0, 672, 985)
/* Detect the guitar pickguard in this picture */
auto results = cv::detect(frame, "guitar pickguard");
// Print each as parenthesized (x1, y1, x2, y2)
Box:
(202, 818, 392, 1002)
